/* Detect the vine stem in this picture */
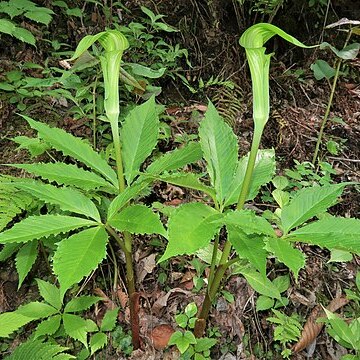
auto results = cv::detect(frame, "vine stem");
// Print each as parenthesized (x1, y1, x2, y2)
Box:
(312, 29, 352, 165)
(194, 127, 263, 337)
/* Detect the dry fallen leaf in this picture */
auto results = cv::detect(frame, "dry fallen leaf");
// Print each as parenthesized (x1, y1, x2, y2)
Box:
(152, 288, 191, 315)
(138, 253, 157, 283)
(150, 324, 175, 350)
(292, 296, 349, 353)
(116, 287, 129, 309)
(93, 288, 117, 310)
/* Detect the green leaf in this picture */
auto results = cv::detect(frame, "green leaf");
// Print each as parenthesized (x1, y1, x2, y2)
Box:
(0, 82, 16, 91)
(185, 302, 197, 318)
(228, 226, 268, 276)
(11, 163, 115, 192)
(320, 42, 360, 60)
(264, 238, 305, 280)
(0, 311, 34, 337)
(53, 226, 108, 298)
(35, 279, 62, 310)
(349, 319, 360, 348)
(272, 189, 290, 208)
(175, 314, 188, 328)
(0, 177, 35, 232)
(324, 309, 356, 348)
(14, 181, 101, 221)
(0, 215, 96, 244)
(12, 26, 36, 46)
(16, 240, 38, 288)
(168, 330, 196, 354)
(127, 63, 166, 79)
(289, 217, 360, 253)
(328, 249, 353, 263)
(5, 339, 74, 360)
(311, 59, 336, 80)
(199, 102, 238, 204)
(12, 136, 50, 157)
(326, 140, 339, 155)
(159, 203, 221, 262)
(16, 301, 58, 318)
(281, 184, 346, 233)
(0, 19, 16, 35)
(240, 267, 281, 299)
(196, 243, 222, 265)
(100, 308, 119, 332)
(146, 141, 202, 175)
(220, 209, 275, 236)
(273, 275, 290, 293)
(0, 243, 21, 261)
(108, 204, 166, 236)
(151, 172, 216, 200)
(194, 337, 217, 352)
(90, 332, 107, 355)
(256, 295, 274, 311)
(24, 10, 53, 25)
(64, 296, 101, 313)
(121, 96, 159, 184)
(272, 176, 289, 190)
(66, 8, 83, 17)
(85, 319, 98, 332)
(63, 313, 88, 348)
(34, 315, 62, 339)
(23, 116, 118, 188)
(225, 149, 276, 207)
(107, 180, 151, 220)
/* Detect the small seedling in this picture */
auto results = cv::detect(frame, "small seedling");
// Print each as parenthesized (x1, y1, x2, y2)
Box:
(169, 303, 217, 359)
(267, 310, 303, 359)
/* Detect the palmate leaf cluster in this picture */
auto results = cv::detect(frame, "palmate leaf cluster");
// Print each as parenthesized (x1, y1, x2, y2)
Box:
(0, 96, 203, 351)
(0, 279, 119, 359)
(0, 89, 359, 357)
(159, 102, 360, 302)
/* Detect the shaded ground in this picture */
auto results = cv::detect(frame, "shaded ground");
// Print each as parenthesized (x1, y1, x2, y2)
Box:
(0, 1, 359, 359)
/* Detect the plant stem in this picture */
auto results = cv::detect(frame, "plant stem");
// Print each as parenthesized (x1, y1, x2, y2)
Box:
(111, 122, 126, 192)
(92, 77, 98, 149)
(108, 242, 119, 292)
(208, 234, 219, 288)
(194, 127, 264, 338)
(312, 29, 352, 165)
(312, 61, 341, 165)
(237, 128, 262, 209)
(124, 231, 140, 349)
(105, 224, 126, 253)
(106, 216, 139, 348)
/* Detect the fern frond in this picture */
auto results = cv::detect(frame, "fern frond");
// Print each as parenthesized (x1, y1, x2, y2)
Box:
(0, 176, 34, 232)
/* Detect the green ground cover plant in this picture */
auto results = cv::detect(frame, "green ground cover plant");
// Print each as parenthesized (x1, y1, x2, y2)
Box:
(169, 302, 217, 359)
(0, 20, 359, 359)
(0, 0, 54, 45)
